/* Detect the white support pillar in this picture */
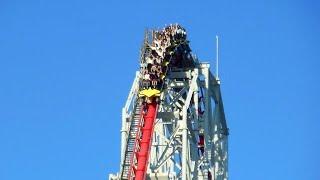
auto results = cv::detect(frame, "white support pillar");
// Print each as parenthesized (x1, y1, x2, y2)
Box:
(203, 64, 211, 179)
(120, 108, 127, 164)
(181, 106, 188, 180)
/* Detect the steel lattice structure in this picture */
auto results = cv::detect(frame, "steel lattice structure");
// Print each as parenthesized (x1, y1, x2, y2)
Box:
(109, 25, 228, 180)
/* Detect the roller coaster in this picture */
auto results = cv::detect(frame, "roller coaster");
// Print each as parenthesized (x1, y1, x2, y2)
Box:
(109, 24, 228, 180)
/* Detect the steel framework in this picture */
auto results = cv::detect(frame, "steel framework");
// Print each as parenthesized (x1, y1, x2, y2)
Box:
(109, 26, 228, 180)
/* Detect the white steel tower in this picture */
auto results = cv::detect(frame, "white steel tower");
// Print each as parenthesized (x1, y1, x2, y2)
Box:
(109, 25, 228, 180)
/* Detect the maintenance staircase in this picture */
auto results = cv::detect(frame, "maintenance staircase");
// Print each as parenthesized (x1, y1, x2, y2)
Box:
(120, 101, 158, 180)
(120, 103, 142, 179)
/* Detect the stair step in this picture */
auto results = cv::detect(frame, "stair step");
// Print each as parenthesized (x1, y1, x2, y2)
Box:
(121, 103, 152, 179)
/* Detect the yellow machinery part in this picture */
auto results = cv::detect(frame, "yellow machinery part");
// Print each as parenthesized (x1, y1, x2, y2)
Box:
(139, 88, 161, 98)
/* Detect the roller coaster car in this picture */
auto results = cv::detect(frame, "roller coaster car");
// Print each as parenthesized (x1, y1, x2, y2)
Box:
(139, 88, 161, 98)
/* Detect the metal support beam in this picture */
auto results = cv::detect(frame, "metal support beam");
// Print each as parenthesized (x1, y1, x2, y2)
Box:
(110, 63, 228, 180)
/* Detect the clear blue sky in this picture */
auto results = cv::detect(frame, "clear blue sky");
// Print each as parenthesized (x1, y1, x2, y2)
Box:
(0, 0, 319, 179)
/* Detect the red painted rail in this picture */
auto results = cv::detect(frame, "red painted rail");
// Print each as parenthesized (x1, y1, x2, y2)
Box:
(127, 102, 158, 180)
(135, 102, 157, 180)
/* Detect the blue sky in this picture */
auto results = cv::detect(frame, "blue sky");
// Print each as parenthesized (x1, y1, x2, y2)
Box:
(0, 0, 319, 179)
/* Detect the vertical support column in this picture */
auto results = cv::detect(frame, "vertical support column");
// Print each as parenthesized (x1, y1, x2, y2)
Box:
(213, 99, 221, 179)
(158, 123, 164, 174)
(224, 135, 229, 180)
(203, 64, 211, 178)
(120, 108, 127, 167)
(193, 69, 200, 179)
(194, 68, 199, 120)
(204, 64, 210, 142)
(207, 93, 213, 167)
(182, 106, 188, 180)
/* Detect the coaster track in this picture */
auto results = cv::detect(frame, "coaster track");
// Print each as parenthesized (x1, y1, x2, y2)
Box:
(120, 24, 195, 180)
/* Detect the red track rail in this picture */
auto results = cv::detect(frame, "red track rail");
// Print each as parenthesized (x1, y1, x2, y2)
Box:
(128, 102, 158, 180)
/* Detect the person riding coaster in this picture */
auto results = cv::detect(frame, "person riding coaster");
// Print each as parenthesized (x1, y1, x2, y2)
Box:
(138, 24, 194, 102)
